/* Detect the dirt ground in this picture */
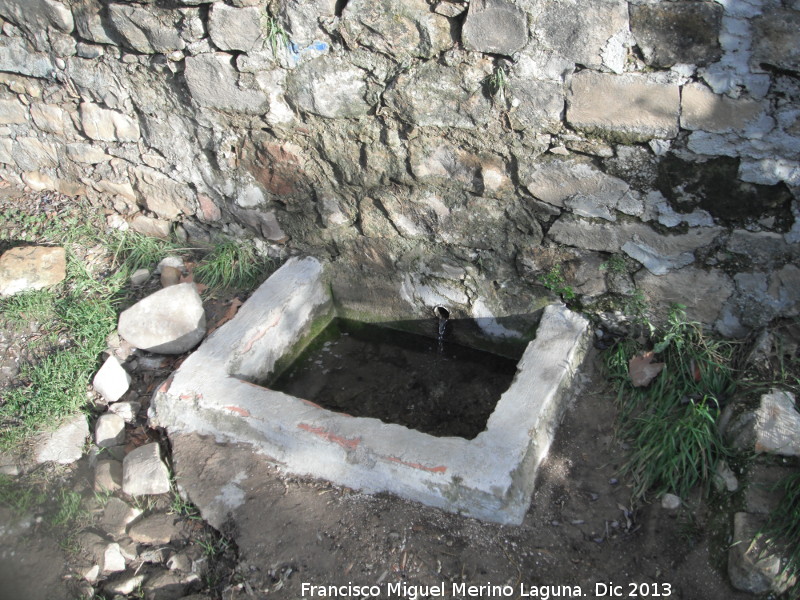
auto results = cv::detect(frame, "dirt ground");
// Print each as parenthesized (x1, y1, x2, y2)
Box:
(0, 184, 758, 599)
(0, 343, 755, 600)
(167, 349, 753, 600)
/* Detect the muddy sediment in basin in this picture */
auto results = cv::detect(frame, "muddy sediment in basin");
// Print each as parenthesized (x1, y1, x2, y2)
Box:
(268, 318, 518, 439)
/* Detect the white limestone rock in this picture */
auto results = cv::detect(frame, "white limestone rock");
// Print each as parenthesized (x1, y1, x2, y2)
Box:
(108, 401, 141, 423)
(93, 356, 131, 403)
(755, 390, 800, 457)
(0, 246, 66, 296)
(95, 413, 126, 448)
(122, 443, 171, 496)
(118, 283, 206, 354)
(34, 414, 88, 465)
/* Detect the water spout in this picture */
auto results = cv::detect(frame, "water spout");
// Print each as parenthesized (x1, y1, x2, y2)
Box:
(433, 306, 449, 351)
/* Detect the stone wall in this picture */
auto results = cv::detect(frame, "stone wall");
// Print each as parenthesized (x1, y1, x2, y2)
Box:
(0, 0, 798, 337)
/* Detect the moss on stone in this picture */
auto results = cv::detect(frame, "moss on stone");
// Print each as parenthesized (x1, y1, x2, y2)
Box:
(265, 307, 336, 385)
(656, 155, 793, 228)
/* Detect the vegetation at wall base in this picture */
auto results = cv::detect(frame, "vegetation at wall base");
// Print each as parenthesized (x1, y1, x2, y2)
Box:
(0, 197, 176, 447)
(1, 193, 282, 447)
(603, 304, 736, 503)
(538, 264, 577, 302)
(761, 470, 800, 600)
(110, 229, 184, 274)
(604, 306, 800, 596)
(194, 239, 274, 292)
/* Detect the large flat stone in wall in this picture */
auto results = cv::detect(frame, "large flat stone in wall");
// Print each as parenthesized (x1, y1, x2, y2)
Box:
(0, 0, 73, 50)
(67, 57, 130, 111)
(131, 167, 195, 221)
(0, 99, 27, 124)
(0, 139, 13, 165)
(73, 0, 116, 45)
(108, 3, 189, 54)
(409, 144, 511, 196)
(208, 3, 264, 52)
(342, 0, 453, 60)
(634, 267, 734, 325)
(79, 102, 139, 142)
(130, 215, 171, 239)
(67, 143, 111, 164)
(462, 0, 527, 57)
(0, 37, 56, 79)
(409, 139, 483, 192)
(751, 9, 800, 74)
(184, 53, 268, 114)
(385, 60, 492, 128)
(507, 77, 564, 133)
(567, 71, 680, 141)
(281, 0, 336, 47)
(522, 157, 632, 218)
(548, 214, 721, 273)
(30, 103, 71, 135)
(0, 0, 73, 32)
(285, 55, 374, 118)
(629, 1, 723, 68)
(13, 137, 58, 171)
(529, 0, 629, 72)
(681, 83, 763, 133)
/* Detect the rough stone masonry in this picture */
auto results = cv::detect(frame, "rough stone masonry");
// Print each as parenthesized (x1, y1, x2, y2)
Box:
(0, 0, 798, 334)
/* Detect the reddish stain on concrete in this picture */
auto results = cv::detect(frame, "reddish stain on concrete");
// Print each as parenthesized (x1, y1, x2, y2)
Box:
(296, 398, 353, 417)
(225, 406, 252, 417)
(299, 398, 325, 410)
(297, 423, 360, 451)
(385, 456, 448, 474)
(240, 380, 269, 390)
(158, 376, 174, 393)
(241, 314, 282, 353)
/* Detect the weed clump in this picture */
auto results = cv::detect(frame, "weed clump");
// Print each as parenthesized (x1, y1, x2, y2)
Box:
(538, 264, 577, 302)
(110, 229, 183, 274)
(761, 471, 800, 599)
(604, 305, 736, 503)
(194, 239, 274, 292)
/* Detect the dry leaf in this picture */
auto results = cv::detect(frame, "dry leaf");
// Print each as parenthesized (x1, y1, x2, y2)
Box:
(689, 358, 702, 382)
(629, 351, 665, 387)
(207, 298, 243, 334)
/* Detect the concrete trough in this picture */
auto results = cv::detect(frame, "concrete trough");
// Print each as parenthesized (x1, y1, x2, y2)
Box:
(150, 257, 590, 525)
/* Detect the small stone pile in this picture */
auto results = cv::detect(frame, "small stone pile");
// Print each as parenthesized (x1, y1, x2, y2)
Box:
(721, 388, 800, 595)
(16, 263, 214, 599)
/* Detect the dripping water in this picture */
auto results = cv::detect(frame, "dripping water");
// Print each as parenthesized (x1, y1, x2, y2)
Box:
(434, 306, 450, 353)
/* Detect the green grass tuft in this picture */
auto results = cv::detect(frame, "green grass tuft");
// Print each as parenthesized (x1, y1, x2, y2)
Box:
(264, 14, 290, 57)
(0, 474, 46, 514)
(0, 289, 57, 328)
(48, 488, 87, 528)
(604, 304, 736, 503)
(195, 239, 273, 292)
(486, 66, 508, 100)
(1, 240, 137, 447)
(538, 264, 576, 301)
(169, 487, 202, 521)
(110, 229, 183, 274)
(761, 470, 800, 598)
